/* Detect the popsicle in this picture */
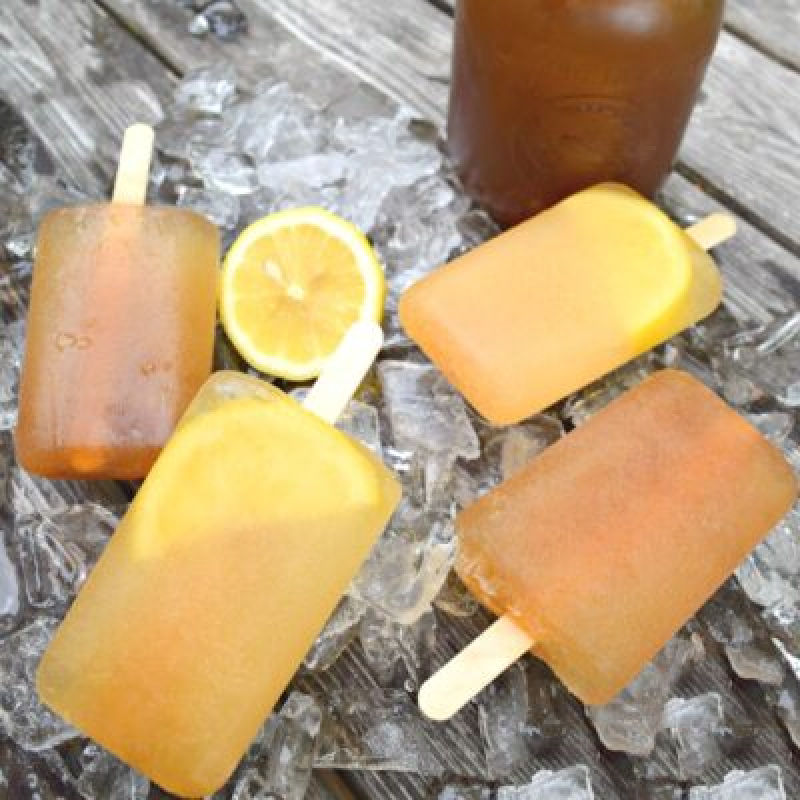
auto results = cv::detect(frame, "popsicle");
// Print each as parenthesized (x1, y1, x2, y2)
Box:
(419, 370, 797, 720)
(16, 124, 219, 480)
(36, 322, 401, 798)
(399, 183, 734, 425)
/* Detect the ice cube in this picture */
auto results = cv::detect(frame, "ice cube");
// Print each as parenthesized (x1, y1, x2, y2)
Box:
(688, 766, 785, 799)
(304, 595, 366, 672)
(314, 688, 442, 776)
(71, 741, 149, 800)
(243, 692, 320, 800)
(186, 1, 248, 40)
(9, 468, 70, 516)
(13, 505, 118, 614)
(480, 415, 564, 487)
(378, 361, 479, 464)
(188, 13, 210, 36)
(352, 503, 455, 625)
(257, 152, 348, 193)
(177, 186, 240, 230)
(0, 529, 20, 636)
(236, 83, 323, 165)
(8, 465, 128, 517)
(700, 587, 785, 685)
(292, 390, 382, 455)
(736, 511, 800, 608)
(767, 675, 800, 748)
(375, 173, 466, 307)
(0, 100, 38, 192)
(0, 617, 79, 750)
(661, 694, 725, 779)
(194, 149, 259, 195)
(712, 312, 800, 407)
(357, 607, 436, 688)
(496, 766, 594, 799)
(745, 411, 795, 447)
(172, 64, 238, 116)
(0, 319, 25, 430)
(762, 599, 800, 654)
(477, 659, 567, 779)
(725, 642, 784, 685)
(587, 636, 699, 756)
(478, 663, 528, 779)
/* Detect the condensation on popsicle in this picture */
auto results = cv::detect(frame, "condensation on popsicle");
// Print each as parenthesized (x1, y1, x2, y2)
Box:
(399, 183, 729, 425)
(420, 370, 797, 720)
(15, 125, 219, 480)
(36, 328, 400, 797)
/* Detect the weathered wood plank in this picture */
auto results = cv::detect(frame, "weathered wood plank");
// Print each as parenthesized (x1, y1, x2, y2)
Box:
(726, 0, 800, 70)
(95, 0, 398, 123)
(261, 0, 451, 126)
(96, 0, 452, 124)
(95, 0, 278, 87)
(0, 0, 171, 195)
(683, 31, 800, 255)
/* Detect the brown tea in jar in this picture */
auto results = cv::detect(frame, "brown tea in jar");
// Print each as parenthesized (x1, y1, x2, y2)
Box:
(448, 0, 725, 226)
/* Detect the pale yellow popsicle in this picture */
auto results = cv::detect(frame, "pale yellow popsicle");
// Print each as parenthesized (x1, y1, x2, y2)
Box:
(37, 371, 400, 797)
(455, 371, 796, 706)
(399, 184, 724, 424)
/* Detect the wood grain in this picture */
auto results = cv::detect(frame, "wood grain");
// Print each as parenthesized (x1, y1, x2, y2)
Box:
(96, 0, 397, 115)
(262, 0, 451, 126)
(0, 0, 171, 195)
(681, 31, 800, 254)
(726, 0, 800, 70)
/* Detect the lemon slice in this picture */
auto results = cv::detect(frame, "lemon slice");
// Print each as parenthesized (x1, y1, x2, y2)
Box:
(130, 387, 393, 559)
(220, 207, 386, 380)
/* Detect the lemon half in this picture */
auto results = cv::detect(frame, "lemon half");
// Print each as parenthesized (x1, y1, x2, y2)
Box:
(220, 207, 385, 380)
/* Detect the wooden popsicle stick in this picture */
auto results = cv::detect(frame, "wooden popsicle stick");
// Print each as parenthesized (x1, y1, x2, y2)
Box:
(111, 123, 155, 205)
(686, 212, 737, 251)
(302, 320, 384, 425)
(418, 615, 533, 721)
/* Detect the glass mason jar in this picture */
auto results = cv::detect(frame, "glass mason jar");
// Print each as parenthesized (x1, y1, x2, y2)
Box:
(448, 0, 725, 226)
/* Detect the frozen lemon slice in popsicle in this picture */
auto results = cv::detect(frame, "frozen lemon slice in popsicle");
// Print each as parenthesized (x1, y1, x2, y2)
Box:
(131, 382, 387, 559)
(399, 183, 729, 425)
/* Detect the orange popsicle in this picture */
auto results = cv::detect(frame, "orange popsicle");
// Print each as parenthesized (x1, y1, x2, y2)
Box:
(420, 370, 797, 718)
(16, 125, 219, 480)
(399, 184, 726, 424)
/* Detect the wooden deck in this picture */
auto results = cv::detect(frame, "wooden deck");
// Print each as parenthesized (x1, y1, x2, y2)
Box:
(1, 1, 799, 798)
